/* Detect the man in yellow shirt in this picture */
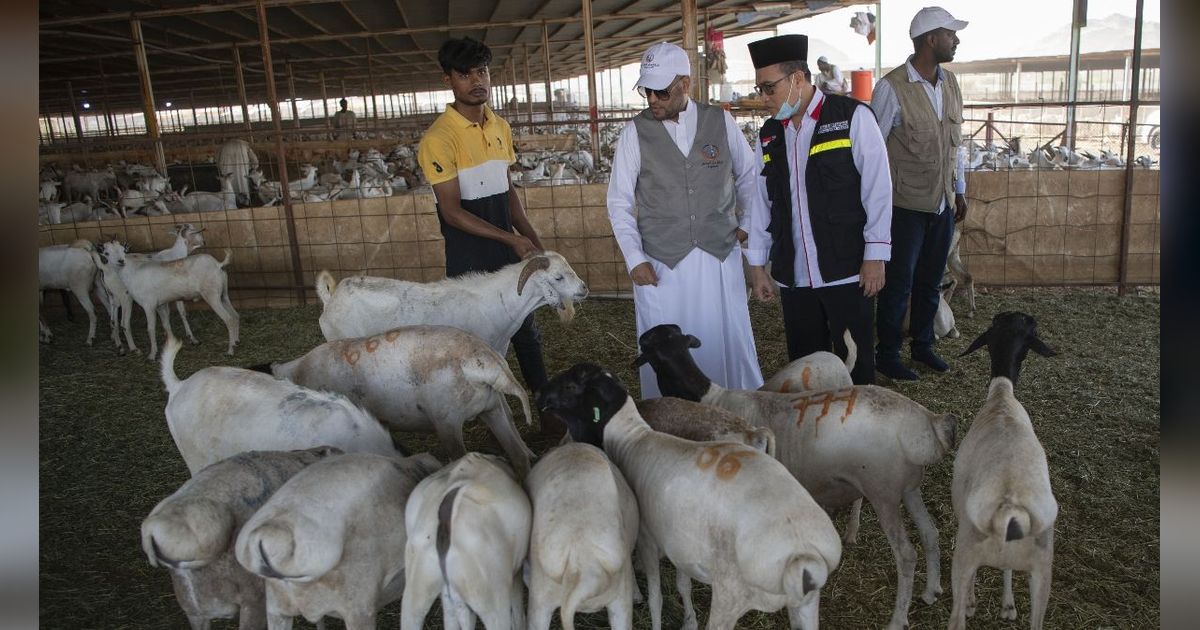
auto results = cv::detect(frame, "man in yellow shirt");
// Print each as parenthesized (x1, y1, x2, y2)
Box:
(417, 36, 550, 404)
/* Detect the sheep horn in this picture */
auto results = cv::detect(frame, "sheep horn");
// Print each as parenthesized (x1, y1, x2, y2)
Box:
(516, 255, 550, 296)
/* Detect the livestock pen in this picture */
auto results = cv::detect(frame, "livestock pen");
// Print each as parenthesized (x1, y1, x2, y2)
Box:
(39, 286, 1159, 629)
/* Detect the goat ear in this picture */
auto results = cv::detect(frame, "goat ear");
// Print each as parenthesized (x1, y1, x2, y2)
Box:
(959, 328, 990, 357)
(686, 335, 702, 349)
(632, 354, 649, 368)
(1028, 336, 1057, 357)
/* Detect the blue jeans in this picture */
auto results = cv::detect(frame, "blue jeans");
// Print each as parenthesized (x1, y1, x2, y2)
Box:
(876, 204, 955, 361)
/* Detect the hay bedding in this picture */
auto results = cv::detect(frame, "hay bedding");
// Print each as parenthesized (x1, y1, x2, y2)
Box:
(39, 287, 1158, 628)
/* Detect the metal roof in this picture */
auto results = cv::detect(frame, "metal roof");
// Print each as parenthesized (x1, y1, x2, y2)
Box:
(39, 0, 874, 114)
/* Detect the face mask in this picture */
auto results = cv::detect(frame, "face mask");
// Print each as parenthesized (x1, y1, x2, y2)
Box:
(773, 76, 801, 121)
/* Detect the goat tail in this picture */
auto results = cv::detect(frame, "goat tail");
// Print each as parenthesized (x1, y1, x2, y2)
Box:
(841, 328, 857, 373)
(160, 335, 183, 396)
(782, 553, 828, 602)
(315, 270, 337, 306)
(436, 486, 463, 582)
(558, 564, 586, 630)
(993, 502, 1031, 542)
(218, 249, 232, 268)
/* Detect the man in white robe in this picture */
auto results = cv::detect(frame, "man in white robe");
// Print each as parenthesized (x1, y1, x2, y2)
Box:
(215, 138, 258, 207)
(607, 42, 765, 398)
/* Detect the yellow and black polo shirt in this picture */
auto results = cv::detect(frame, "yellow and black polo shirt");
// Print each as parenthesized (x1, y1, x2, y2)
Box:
(418, 104, 518, 275)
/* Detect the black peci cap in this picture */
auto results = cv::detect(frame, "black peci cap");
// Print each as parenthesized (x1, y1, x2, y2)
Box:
(748, 34, 809, 69)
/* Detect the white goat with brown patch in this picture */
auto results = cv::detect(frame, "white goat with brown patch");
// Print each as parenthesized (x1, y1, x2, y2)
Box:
(253, 325, 536, 478)
(525, 443, 639, 630)
(314, 252, 589, 356)
(236, 452, 441, 630)
(401, 453, 531, 630)
(636, 324, 957, 630)
(141, 447, 339, 630)
(949, 312, 1058, 630)
(538, 364, 842, 630)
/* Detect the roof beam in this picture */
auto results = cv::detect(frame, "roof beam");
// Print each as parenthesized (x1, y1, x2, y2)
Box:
(40, 0, 344, 28)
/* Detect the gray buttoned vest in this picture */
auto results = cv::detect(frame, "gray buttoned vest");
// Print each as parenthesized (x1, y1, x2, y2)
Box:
(632, 102, 738, 269)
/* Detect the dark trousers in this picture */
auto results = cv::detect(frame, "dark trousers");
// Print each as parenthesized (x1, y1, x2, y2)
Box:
(780, 282, 876, 385)
(876, 204, 955, 361)
(511, 313, 548, 393)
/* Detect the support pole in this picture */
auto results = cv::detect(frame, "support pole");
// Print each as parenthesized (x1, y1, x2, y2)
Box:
(232, 45, 252, 131)
(1117, 0, 1145, 296)
(875, 2, 882, 80)
(1065, 0, 1085, 149)
(98, 60, 115, 137)
(682, 0, 698, 100)
(287, 62, 300, 128)
(319, 70, 330, 129)
(524, 43, 534, 123)
(255, 0, 306, 306)
(542, 21, 553, 115)
(66, 81, 84, 140)
(366, 39, 378, 121)
(583, 0, 600, 153)
(130, 18, 166, 175)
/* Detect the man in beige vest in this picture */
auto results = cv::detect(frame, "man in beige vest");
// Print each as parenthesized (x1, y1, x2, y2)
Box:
(871, 6, 968, 381)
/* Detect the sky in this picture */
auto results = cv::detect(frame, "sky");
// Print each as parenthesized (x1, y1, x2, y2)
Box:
(602, 0, 1160, 105)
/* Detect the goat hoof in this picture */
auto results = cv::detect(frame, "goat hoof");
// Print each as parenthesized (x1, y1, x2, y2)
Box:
(1000, 605, 1017, 620)
(190, 339, 201, 346)
(922, 589, 939, 605)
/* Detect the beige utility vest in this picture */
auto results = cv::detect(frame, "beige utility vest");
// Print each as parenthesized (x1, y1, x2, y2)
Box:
(881, 65, 963, 213)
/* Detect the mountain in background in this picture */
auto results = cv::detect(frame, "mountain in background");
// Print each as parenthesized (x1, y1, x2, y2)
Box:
(1024, 13, 1160, 57)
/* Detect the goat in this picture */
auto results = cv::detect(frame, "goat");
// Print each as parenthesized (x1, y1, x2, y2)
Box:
(315, 252, 588, 356)
(166, 174, 237, 213)
(141, 447, 338, 630)
(38, 241, 99, 345)
(949, 312, 1058, 630)
(39, 180, 60, 203)
(160, 336, 402, 475)
(236, 452, 441, 630)
(538, 364, 842, 630)
(401, 453, 530, 630)
(252, 325, 536, 478)
(946, 226, 976, 318)
(93, 238, 238, 361)
(636, 324, 958, 630)
(525, 443, 639, 630)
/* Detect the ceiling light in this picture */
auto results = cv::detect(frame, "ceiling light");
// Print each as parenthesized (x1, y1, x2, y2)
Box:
(82, 102, 90, 109)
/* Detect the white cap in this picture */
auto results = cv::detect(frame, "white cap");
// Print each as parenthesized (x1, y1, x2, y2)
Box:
(909, 6, 968, 39)
(636, 42, 691, 90)
(817, 55, 829, 64)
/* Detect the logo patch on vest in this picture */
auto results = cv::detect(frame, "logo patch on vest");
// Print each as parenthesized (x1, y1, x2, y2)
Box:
(816, 120, 850, 134)
(761, 135, 776, 147)
(700, 143, 723, 168)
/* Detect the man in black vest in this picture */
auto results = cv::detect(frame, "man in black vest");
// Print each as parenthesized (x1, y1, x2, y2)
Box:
(745, 34, 893, 385)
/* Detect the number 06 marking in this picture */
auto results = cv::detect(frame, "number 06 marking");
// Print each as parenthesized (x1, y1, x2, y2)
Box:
(695, 446, 756, 480)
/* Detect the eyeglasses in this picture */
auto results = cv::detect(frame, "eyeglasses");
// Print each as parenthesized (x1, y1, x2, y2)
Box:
(636, 76, 682, 100)
(753, 72, 797, 97)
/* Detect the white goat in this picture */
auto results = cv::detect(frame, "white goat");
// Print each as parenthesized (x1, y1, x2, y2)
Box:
(538, 364, 842, 630)
(946, 226, 977, 318)
(950, 312, 1058, 630)
(636, 324, 958, 630)
(255, 325, 536, 478)
(236, 452, 441, 630)
(94, 238, 238, 361)
(401, 453, 531, 630)
(315, 252, 588, 355)
(141, 447, 338, 630)
(118, 185, 170, 217)
(159, 336, 401, 475)
(525, 443, 639, 630)
(38, 241, 99, 345)
(39, 180, 60, 202)
(168, 174, 237, 213)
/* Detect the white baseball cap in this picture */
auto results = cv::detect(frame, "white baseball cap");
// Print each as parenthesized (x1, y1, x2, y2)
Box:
(636, 42, 691, 91)
(817, 55, 829, 64)
(909, 6, 968, 39)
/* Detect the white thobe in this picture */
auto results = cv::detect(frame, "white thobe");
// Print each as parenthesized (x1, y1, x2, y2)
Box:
(215, 139, 259, 199)
(607, 99, 766, 398)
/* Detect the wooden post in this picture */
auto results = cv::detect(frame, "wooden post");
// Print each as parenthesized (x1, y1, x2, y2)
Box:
(524, 43, 534, 123)
(130, 18, 166, 175)
(231, 45, 252, 132)
(682, 0, 698, 100)
(582, 0, 600, 153)
(66, 81, 84, 140)
(1117, 0, 1145, 295)
(542, 21, 553, 115)
(255, 0, 306, 305)
(287, 62, 300, 128)
(319, 70, 330, 129)
(98, 60, 115, 137)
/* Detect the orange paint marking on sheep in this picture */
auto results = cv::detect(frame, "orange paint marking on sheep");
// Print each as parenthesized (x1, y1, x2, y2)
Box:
(695, 446, 755, 480)
(385, 330, 402, 342)
(364, 338, 381, 353)
(801, 366, 812, 390)
(779, 379, 793, 393)
(793, 388, 860, 435)
(342, 347, 361, 366)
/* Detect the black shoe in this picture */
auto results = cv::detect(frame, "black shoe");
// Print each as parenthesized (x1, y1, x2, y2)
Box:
(912, 348, 949, 372)
(876, 359, 919, 381)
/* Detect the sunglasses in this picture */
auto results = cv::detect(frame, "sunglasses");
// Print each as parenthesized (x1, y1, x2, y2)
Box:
(753, 71, 797, 97)
(636, 76, 683, 100)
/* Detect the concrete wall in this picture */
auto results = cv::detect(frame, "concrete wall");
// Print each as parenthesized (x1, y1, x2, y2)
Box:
(39, 170, 1159, 309)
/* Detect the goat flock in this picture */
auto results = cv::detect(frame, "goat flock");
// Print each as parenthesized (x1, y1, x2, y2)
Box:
(34, 228, 1064, 629)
